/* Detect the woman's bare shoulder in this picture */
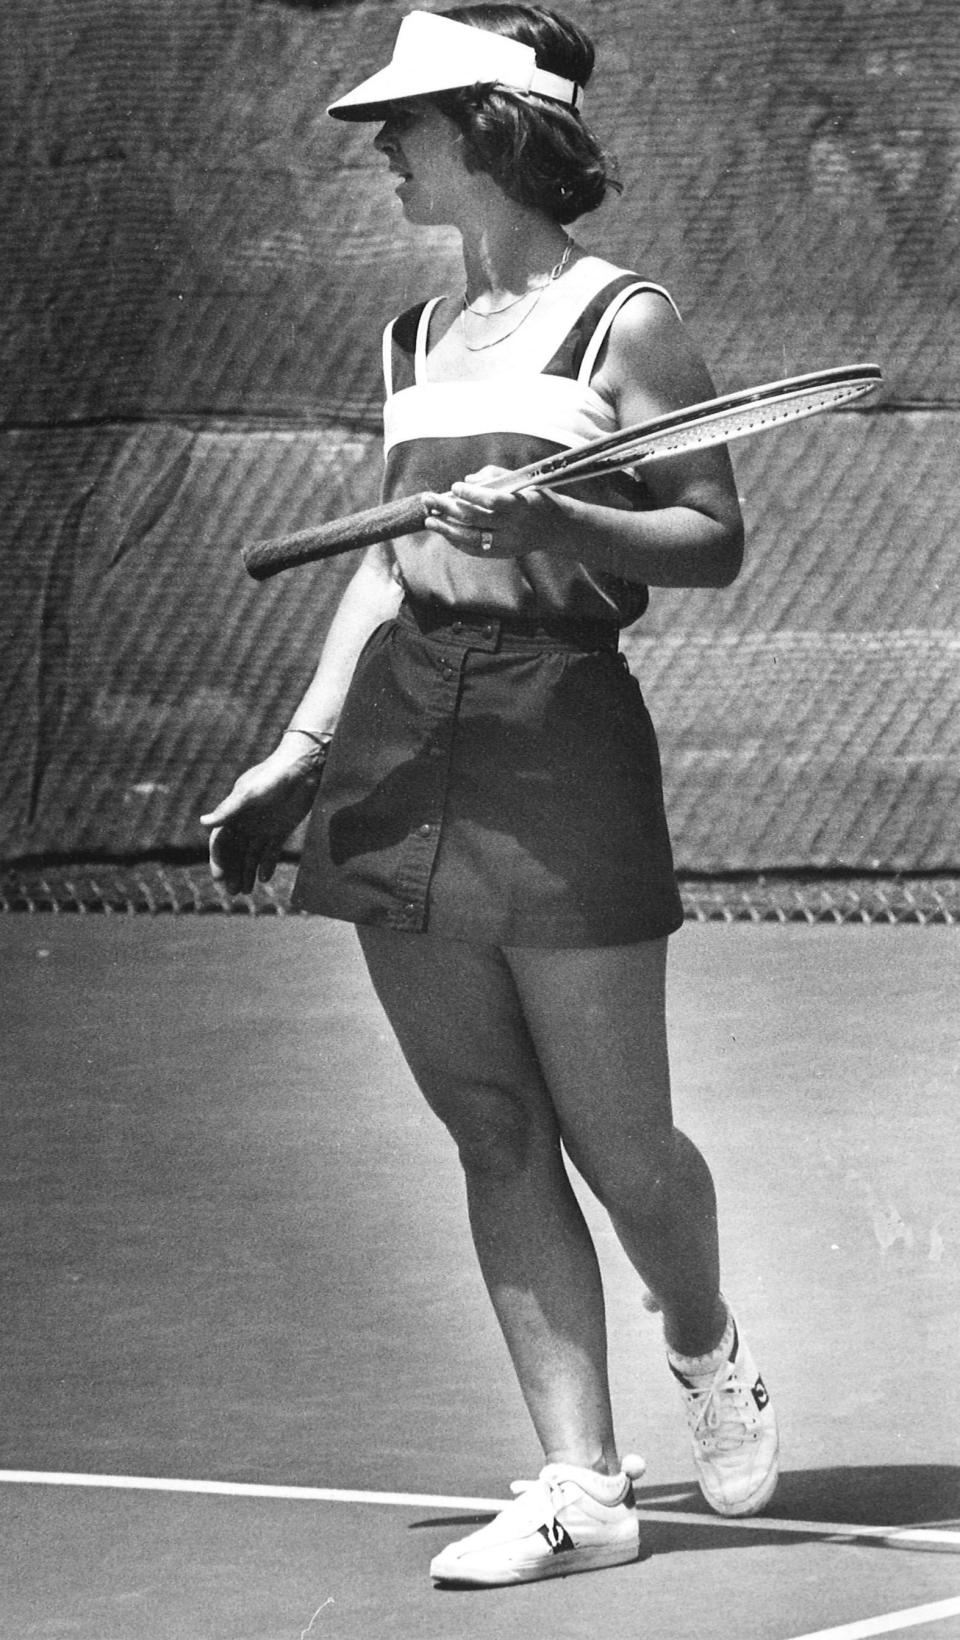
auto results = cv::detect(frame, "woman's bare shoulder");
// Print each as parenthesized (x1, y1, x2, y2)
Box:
(595, 278, 716, 418)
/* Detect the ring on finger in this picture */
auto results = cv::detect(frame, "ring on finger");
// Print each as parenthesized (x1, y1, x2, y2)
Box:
(479, 529, 494, 553)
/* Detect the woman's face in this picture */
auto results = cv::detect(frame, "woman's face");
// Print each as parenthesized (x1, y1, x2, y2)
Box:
(373, 101, 471, 225)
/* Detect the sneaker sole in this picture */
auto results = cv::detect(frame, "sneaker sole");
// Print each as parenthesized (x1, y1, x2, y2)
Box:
(699, 1449, 780, 1518)
(431, 1537, 641, 1587)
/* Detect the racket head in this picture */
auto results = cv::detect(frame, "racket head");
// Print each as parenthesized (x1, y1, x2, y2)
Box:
(507, 363, 883, 492)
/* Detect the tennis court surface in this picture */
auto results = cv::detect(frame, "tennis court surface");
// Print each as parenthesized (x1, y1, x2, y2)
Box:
(2, 908, 958, 1639)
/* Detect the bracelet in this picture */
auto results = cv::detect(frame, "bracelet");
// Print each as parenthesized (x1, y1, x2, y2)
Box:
(284, 727, 333, 749)
(283, 727, 333, 770)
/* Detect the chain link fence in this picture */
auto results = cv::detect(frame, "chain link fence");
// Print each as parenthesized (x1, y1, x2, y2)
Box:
(3, 861, 958, 925)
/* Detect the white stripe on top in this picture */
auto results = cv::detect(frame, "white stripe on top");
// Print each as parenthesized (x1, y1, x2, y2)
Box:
(383, 374, 618, 455)
(381, 276, 681, 454)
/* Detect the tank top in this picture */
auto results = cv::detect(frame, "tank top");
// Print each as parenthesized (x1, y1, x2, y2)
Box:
(381, 263, 681, 627)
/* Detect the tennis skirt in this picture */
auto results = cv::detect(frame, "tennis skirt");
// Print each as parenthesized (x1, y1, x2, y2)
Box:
(292, 599, 684, 947)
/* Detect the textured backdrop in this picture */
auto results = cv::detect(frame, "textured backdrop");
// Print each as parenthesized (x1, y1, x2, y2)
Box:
(2, 0, 958, 870)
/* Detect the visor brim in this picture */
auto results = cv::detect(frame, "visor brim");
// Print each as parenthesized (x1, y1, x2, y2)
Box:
(327, 12, 581, 120)
(329, 70, 493, 121)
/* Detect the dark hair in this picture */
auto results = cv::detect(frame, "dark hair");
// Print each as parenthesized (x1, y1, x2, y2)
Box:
(433, 5, 621, 224)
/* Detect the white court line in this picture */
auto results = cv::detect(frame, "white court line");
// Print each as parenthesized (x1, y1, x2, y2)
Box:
(782, 1593, 960, 1640)
(0, 1470, 507, 1511)
(0, 1470, 686, 1512)
(1, 1471, 958, 1556)
(4, 1472, 958, 1640)
(636, 1506, 960, 1554)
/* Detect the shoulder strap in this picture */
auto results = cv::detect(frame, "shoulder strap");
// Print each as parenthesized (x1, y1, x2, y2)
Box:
(414, 296, 445, 381)
(576, 278, 681, 384)
(541, 274, 680, 382)
(383, 296, 449, 395)
(383, 301, 430, 398)
(382, 319, 397, 399)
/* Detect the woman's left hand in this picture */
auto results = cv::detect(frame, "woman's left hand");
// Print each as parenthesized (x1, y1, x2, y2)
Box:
(422, 467, 563, 559)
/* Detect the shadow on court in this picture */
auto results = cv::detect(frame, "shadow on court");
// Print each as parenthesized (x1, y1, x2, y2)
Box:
(410, 1462, 960, 1545)
(1, 913, 958, 1638)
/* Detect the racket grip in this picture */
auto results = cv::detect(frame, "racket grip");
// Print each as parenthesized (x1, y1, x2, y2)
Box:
(243, 492, 429, 581)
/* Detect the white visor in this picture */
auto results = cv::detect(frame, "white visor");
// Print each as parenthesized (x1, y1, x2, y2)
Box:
(327, 10, 584, 121)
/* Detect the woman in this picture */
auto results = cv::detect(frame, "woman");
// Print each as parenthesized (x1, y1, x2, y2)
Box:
(202, 5, 779, 1587)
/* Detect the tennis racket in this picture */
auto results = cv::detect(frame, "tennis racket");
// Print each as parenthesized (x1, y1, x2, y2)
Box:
(243, 362, 882, 581)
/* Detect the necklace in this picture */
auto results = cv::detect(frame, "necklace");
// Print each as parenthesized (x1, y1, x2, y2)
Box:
(462, 286, 535, 318)
(459, 237, 574, 353)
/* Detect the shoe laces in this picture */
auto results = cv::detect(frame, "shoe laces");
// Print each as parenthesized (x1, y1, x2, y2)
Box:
(508, 1476, 567, 1508)
(681, 1359, 757, 1453)
(504, 1472, 569, 1529)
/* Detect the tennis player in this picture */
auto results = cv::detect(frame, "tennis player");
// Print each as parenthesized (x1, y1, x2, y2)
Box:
(202, 4, 779, 1586)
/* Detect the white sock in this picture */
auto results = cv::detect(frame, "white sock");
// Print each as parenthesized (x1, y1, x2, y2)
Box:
(555, 1454, 646, 1505)
(667, 1306, 735, 1377)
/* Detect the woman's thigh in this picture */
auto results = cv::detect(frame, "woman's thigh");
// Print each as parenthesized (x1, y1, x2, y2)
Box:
(503, 939, 675, 1179)
(356, 926, 559, 1150)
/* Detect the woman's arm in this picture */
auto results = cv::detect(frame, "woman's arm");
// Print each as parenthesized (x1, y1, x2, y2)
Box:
(200, 544, 402, 894)
(286, 543, 403, 736)
(425, 292, 745, 590)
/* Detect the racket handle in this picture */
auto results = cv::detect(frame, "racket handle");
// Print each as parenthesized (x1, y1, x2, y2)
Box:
(243, 492, 429, 581)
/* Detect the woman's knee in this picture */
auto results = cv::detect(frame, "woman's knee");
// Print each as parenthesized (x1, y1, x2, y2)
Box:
(435, 1081, 558, 1178)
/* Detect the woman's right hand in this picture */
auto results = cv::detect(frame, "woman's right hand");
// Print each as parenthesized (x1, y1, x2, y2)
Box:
(199, 736, 326, 896)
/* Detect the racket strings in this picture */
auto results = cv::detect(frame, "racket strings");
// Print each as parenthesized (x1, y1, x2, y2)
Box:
(521, 379, 877, 489)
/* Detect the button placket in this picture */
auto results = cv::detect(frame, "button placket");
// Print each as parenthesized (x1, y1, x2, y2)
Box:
(389, 639, 465, 930)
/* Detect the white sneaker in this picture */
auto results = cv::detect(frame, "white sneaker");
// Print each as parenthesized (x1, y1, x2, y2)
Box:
(429, 1456, 645, 1586)
(669, 1317, 779, 1517)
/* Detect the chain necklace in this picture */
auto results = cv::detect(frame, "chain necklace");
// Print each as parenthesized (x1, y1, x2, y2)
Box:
(459, 237, 574, 353)
(462, 286, 534, 318)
